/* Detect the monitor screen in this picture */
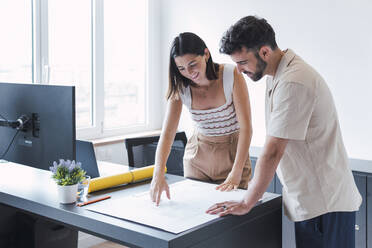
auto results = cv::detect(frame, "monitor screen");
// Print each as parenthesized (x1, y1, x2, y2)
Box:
(0, 82, 76, 170)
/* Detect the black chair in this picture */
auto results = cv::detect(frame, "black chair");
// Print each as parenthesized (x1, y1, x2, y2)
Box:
(76, 140, 100, 178)
(124, 132, 187, 176)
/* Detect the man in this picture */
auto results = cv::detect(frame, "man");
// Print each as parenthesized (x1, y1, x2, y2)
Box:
(206, 16, 362, 248)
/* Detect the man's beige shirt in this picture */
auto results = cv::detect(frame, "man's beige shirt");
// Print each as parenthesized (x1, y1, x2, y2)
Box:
(265, 49, 362, 222)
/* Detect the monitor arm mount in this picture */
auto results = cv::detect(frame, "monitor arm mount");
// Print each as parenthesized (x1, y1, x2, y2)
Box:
(0, 115, 31, 131)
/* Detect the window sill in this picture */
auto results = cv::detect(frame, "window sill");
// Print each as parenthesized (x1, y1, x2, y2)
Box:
(88, 129, 162, 147)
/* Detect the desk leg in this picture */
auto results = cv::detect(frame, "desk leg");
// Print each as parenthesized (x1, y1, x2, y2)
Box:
(190, 208, 282, 248)
(0, 204, 17, 247)
(0, 203, 78, 248)
(16, 212, 78, 248)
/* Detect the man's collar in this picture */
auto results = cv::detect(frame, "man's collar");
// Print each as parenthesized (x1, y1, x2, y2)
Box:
(273, 49, 296, 82)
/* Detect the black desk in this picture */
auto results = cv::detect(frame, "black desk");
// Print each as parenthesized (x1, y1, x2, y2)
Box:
(0, 162, 282, 248)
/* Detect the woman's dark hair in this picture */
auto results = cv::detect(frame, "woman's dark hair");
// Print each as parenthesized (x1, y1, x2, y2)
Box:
(220, 16, 278, 55)
(167, 32, 219, 100)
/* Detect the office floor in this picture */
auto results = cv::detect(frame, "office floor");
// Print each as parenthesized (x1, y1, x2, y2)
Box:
(78, 232, 128, 248)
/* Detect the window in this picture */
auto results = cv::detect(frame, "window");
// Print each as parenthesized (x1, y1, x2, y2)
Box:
(104, 0, 147, 129)
(0, 1, 32, 83)
(1, 0, 160, 139)
(47, 0, 92, 129)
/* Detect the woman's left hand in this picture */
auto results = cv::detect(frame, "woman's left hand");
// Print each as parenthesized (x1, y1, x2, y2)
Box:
(216, 168, 242, 191)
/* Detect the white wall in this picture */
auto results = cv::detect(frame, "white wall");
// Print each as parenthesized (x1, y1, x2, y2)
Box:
(158, 0, 372, 160)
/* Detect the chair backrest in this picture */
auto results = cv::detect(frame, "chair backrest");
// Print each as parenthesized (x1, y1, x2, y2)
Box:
(76, 140, 100, 178)
(124, 132, 187, 176)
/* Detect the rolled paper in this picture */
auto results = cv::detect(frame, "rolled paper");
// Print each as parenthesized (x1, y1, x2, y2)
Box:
(88, 165, 167, 193)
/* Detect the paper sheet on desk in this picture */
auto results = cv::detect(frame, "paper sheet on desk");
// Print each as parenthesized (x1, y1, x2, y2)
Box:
(85, 179, 269, 234)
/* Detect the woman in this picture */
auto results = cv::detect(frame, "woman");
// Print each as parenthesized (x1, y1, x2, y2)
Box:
(150, 32, 253, 205)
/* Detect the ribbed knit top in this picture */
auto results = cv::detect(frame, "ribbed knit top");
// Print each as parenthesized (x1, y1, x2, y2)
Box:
(179, 64, 239, 136)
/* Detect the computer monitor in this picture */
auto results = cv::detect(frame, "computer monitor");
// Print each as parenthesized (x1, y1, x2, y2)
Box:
(0, 82, 76, 170)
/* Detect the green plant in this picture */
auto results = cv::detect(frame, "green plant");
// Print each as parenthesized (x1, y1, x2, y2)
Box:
(49, 159, 86, 186)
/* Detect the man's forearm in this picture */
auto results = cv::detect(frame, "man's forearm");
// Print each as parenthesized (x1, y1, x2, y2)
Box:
(242, 138, 286, 209)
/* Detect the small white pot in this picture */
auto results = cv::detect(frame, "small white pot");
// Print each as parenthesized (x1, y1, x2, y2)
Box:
(57, 184, 78, 204)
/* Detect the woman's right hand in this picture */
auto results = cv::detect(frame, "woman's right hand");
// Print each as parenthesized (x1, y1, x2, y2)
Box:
(150, 174, 170, 206)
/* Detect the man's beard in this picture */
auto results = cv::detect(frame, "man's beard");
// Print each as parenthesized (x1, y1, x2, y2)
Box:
(248, 52, 267, 82)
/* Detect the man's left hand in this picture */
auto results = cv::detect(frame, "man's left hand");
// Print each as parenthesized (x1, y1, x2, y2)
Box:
(206, 200, 252, 217)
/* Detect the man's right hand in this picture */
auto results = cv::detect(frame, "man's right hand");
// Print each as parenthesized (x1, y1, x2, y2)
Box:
(150, 174, 170, 206)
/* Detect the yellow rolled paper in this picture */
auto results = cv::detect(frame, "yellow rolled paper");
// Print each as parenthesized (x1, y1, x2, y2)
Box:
(88, 165, 167, 193)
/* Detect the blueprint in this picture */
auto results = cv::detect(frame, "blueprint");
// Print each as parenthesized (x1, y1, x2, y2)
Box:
(85, 179, 268, 233)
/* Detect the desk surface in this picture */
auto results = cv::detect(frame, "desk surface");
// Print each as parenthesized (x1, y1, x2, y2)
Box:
(0, 162, 281, 248)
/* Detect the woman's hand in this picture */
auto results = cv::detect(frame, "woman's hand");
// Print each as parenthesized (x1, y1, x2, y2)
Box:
(206, 200, 252, 216)
(215, 168, 243, 191)
(150, 174, 170, 206)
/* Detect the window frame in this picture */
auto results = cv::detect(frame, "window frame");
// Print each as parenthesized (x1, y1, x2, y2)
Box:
(33, 0, 162, 140)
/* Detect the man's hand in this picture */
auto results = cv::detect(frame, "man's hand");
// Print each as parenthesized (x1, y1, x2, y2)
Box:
(149, 174, 170, 206)
(206, 200, 252, 217)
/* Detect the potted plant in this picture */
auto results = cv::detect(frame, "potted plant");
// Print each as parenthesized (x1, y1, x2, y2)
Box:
(50, 159, 86, 204)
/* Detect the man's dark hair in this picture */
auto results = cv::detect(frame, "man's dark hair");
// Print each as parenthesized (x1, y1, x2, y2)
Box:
(220, 16, 278, 55)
